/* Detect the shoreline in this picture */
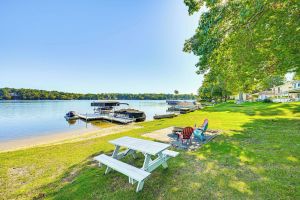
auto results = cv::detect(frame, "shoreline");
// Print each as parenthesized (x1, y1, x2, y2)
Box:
(0, 124, 142, 152)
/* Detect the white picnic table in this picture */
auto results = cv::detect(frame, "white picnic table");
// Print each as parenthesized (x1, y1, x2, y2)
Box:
(94, 136, 179, 192)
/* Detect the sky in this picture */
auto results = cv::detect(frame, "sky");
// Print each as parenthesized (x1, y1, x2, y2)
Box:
(0, 0, 206, 94)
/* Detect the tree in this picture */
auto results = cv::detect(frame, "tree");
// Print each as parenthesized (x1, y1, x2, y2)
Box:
(184, 0, 300, 94)
(261, 75, 284, 90)
(293, 73, 300, 80)
(0, 88, 197, 100)
(174, 90, 179, 95)
(0, 88, 11, 100)
(198, 72, 231, 102)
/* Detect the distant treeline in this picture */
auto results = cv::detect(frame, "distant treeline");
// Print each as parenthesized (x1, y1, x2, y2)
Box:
(0, 88, 196, 100)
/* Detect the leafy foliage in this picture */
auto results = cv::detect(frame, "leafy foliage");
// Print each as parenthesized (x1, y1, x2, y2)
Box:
(198, 72, 231, 102)
(262, 98, 273, 103)
(0, 88, 196, 100)
(260, 75, 284, 90)
(184, 0, 300, 94)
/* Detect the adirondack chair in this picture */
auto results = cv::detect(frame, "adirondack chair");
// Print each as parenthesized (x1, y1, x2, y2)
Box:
(193, 119, 208, 141)
(178, 127, 194, 145)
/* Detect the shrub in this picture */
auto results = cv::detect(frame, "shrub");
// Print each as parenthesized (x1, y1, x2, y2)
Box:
(263, 98, 273, 103)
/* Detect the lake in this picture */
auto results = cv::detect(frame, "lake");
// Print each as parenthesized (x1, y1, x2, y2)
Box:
(0, 100, 173, 141)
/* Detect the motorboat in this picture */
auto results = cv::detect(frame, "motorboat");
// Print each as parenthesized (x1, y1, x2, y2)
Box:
(64, 111, 79, 120)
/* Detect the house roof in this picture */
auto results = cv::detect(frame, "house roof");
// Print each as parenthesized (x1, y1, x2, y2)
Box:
(258, 91, 273, 95)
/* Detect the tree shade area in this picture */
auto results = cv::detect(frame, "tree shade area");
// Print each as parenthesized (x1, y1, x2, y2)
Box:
(1, 102, 299, 199)
(183, 0, 299, 100)
(0, 88, 196, 100)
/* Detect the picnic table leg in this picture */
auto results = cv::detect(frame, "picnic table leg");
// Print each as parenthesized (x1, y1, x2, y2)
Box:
(158, 152, 168, 169)
(136, 180, 145, 192)
(142, 154, 151, 171)
(143, 153, 170, 172)
(112, 145, 120, 158)
(115, 149, 137, 160)
(123, 149, 137, 159)
(105, 145, 120, 174)
(129, 177, 137, 184)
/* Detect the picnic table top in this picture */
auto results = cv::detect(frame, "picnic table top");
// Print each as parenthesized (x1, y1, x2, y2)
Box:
(109, 136, 170, 155)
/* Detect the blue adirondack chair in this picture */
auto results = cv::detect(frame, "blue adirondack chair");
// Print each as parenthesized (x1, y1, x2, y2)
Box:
(193, 119, 208, 141)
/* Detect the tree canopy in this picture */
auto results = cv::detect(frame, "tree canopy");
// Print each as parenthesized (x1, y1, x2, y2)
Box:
(0, 88, 196, 100)
(184, 0, 299, 97)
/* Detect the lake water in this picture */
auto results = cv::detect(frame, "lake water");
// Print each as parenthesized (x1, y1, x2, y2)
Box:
(0, 100, 172, 141)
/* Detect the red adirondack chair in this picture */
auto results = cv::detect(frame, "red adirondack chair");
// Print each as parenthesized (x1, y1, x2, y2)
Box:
(178, 127, 194, 145)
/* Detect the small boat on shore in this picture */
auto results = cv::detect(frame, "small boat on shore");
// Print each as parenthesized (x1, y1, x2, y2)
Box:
(64, 111, 79, 120)
(153, 113, 177, 119)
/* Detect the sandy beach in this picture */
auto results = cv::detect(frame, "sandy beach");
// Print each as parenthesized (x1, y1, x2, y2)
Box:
(0, 124, 142, 152)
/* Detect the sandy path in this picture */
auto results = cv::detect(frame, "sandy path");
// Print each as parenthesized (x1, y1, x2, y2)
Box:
(0, 124, 142, 152)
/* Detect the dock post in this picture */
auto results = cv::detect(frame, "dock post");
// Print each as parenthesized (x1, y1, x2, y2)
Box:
(86, 113, 88, 128)
(112, 107, 114, 123)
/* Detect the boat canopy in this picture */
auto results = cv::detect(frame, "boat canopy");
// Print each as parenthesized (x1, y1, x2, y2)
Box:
(166, 100, 181, 105)
(166, 100, 196, 106)
(91, 101, 129, 107)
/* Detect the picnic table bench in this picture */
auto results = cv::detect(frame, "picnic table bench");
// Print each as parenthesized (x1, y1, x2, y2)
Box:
(94, 136, 179, 192)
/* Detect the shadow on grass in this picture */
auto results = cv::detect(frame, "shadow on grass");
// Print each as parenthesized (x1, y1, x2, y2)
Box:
(204, 102, 300, 116)
(40, 118, 299, 200)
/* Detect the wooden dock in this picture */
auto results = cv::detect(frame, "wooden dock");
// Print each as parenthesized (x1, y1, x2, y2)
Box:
(77, 113, 135, 124)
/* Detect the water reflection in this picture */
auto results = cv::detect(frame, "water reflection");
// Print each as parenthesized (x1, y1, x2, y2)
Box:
(0, 100, 180, 141)
(66, 118, 114, 128)
(89, 120, 114, 128)
(67, 119, 77, 125)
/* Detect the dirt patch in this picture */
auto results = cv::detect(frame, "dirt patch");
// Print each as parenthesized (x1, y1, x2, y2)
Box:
(142, 126, 221, 151)
(8, 167, 29, 177)
(61, 165, 85, 184)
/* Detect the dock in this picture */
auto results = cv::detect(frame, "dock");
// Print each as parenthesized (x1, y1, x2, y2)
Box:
(77, 113, 135, 124)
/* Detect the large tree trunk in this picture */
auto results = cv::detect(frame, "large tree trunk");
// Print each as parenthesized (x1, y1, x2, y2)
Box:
(239, 92, 244, 102)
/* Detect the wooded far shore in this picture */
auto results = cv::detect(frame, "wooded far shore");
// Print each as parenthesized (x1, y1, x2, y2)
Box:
(0, 88, 196, 100)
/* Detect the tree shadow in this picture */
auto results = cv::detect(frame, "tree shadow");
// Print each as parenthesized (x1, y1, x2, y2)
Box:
(40, 118, 299, 199)
(204, 102, 300, 116)
(278, 103, 300, 114)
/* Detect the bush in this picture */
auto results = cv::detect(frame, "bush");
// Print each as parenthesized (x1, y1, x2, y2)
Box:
(263, 98, 273, 103)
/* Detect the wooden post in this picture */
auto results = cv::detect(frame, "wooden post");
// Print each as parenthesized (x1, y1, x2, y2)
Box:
(86, 113, 87, 128)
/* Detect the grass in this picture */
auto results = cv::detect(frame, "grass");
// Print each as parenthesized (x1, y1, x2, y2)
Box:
(0, 102, 299, 199)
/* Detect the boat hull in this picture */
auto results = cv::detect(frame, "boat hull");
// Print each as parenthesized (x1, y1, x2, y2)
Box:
(64, 115, 79, 120)
(153, 113, 176, 119)
(114, 109, 146, 122)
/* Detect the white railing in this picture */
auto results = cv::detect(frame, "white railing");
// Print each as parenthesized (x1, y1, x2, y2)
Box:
(273, 98, 293, 103)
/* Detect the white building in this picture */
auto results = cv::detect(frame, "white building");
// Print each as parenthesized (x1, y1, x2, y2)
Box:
(289, 80, 300, 100)
(258, 91, 273, 100)
(271, 80, 300, 102)
(234, 80, 300, 103)
(233, 93, 252, 102)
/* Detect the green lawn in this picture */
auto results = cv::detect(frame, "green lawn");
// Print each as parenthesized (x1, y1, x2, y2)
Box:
(1, 102, 299, 199)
